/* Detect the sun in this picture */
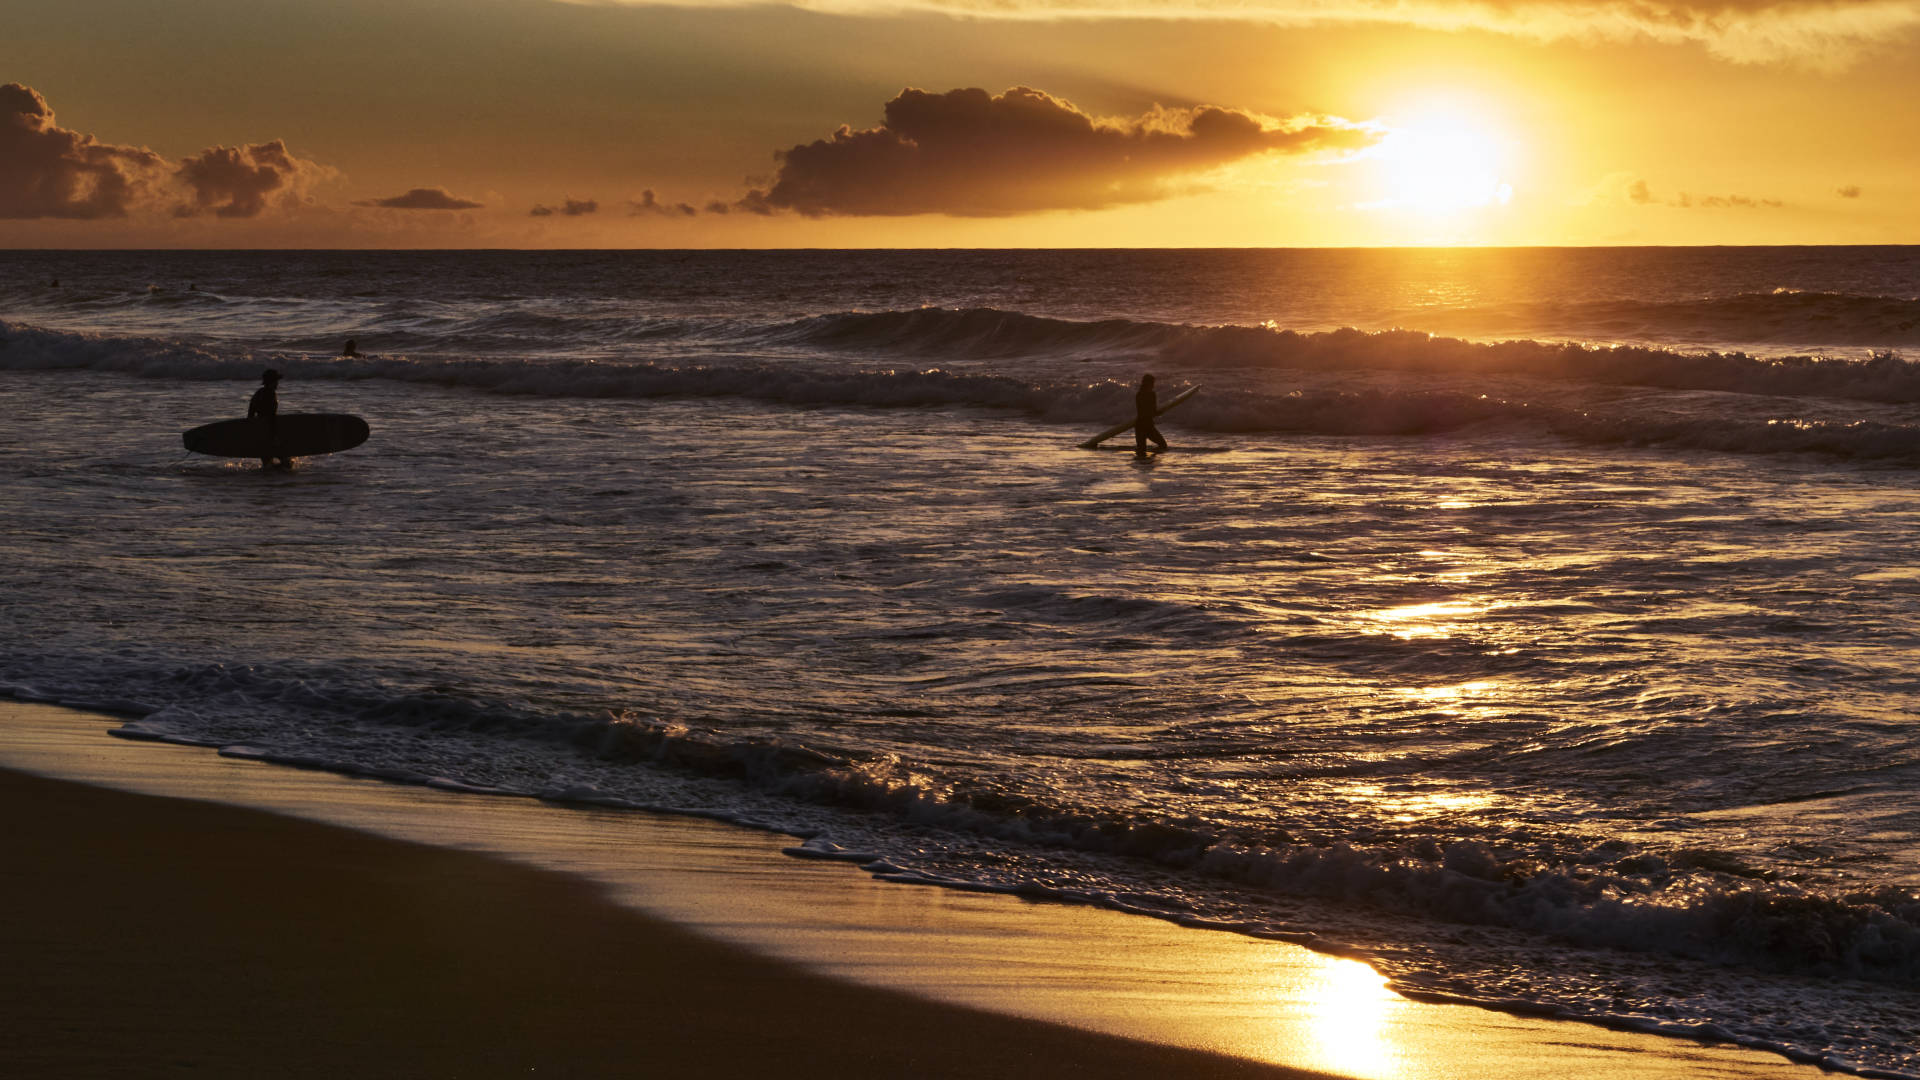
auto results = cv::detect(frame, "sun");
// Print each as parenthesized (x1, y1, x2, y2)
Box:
(1362, 102, 1517, 214)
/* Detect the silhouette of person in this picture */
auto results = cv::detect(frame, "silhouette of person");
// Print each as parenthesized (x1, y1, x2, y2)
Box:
(342, 339, 358, 357)
(1134, 373, 1168, 458)
(249, 368, 287, 469)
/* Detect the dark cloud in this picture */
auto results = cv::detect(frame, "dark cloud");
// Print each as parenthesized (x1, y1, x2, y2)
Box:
(740, 86, 1378, 217)
(1838, 185, 1862, 198)
(2, 84, 332, 224)
(532, 197, 599, 217)
(0, 82, 167, 219)
(629, 189, 697, 217)
(175, 140, 330, 218)
(355, 187, 484, 210)
(1627, 179, 1655, 204)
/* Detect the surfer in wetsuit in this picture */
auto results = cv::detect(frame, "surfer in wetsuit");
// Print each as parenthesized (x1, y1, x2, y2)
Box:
(1134, 373, 1168, 458)
(248, 368, 286, 469)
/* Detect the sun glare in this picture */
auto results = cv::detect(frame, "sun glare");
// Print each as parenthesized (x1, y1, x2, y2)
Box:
(1363, 103, 1517, 215)
(1303, 956, 1401, 1078)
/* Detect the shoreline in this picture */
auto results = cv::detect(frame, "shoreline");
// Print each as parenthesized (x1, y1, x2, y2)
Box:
(1, 764, 1319, 1079)
(0, 701, 1827, 1079)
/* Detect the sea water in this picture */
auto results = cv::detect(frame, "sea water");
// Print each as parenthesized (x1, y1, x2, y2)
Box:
(2, 248, 1917, 1075)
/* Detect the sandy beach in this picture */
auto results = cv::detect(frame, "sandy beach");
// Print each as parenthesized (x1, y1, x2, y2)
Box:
(0, 761, 1319, 1079)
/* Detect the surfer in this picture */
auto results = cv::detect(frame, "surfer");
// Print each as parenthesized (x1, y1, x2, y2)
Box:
(1134, 373, 1169, 458)
(248, 368, 287, 470)
(342, 339, 358, 357)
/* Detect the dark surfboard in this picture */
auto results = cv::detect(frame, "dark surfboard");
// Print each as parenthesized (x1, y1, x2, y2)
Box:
(183, 414, 370, 459)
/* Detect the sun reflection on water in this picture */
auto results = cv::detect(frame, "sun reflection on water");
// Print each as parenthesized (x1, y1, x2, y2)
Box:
(1365, 600, 1489, 639)
(1304, 956, 1402, 1078)
(1331, 780, 1500, 824)
(1392, 679, 1507, 718)
(1398, 679, 1500, 702)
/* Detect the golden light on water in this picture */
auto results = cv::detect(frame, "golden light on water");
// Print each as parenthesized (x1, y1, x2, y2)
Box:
(1393, 679, 1509, 717)
(1399, 679, 1500, 703)
(1333, 781, 1500, 823)
(1365, 600, 1490, 639)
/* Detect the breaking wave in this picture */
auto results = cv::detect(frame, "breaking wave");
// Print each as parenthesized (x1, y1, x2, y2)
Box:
(86, 670, 1918, 994)
(8, 316, 1920, 462)
(791, 307, 1920, 401)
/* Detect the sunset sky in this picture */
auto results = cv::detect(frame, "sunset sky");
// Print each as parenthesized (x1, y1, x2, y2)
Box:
(6, 0, 1918, 247)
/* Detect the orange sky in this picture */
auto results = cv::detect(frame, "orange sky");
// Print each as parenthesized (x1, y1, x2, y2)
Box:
(4, 0, 1917, 247)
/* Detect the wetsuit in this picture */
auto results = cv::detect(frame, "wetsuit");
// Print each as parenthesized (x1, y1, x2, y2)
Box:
(248, 384, 280, 468)
(1135, 384, 1167, 456)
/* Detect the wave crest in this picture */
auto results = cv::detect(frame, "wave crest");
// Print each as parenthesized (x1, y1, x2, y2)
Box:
(9, 317, 1920, 461)
(117, 684, 1920, 990)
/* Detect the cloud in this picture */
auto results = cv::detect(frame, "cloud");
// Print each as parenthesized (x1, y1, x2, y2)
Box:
(1592, 173, 1784, 208)
(571, 0, 1920, 66)
(354, 187, 485, 210)
(1691, 193, 1784, 208)
(532, 197, 599, 216)
(629, 189, 698, 216)
(2, 84, 339, 223)
(1838, 185, 1863, 198)
(739, 85, 1377, 217)
(0, 82, 168, 219)
(1611, 175, 1784, 208)
(175, 140, 333, 218)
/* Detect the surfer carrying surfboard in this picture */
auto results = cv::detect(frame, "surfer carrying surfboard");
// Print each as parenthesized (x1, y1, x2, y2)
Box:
(1134, 373, 1169, 458)
(1075, 378, 1195, 450)
(248, 368, 286, 469)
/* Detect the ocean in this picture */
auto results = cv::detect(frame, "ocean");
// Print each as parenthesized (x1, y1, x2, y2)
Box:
(3, 247, 1918, 1075)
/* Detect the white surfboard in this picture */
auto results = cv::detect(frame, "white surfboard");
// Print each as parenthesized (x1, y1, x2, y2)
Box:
(1078, 385, 1199, 449)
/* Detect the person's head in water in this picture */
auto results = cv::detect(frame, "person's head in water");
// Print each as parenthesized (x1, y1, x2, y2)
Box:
(342, 339, 358, 357)
(261, 369, 281, 386)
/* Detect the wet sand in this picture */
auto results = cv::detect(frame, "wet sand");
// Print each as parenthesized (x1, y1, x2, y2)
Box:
(0, 763, 1314, 1079)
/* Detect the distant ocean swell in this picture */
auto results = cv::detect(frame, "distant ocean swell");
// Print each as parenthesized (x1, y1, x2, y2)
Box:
(66, 663, 1916, 992)
(7, 317, 1920, 461)
(1414, 289, 1920, 346)
(15, 302, 1920, 402)
(792, 307, 1920, 401)
(9, 281, 1919, 347)
(0, 317, 1069, 409)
